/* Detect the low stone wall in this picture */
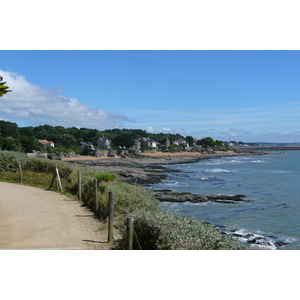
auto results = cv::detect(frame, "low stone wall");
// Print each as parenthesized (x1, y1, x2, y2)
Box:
(142, 149, 157, 154)
(26, 153, 48, 159)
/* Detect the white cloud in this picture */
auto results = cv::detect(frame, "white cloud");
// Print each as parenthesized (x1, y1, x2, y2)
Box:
(145, 126, 155, 133)
(160, 127, 172, 133)
(0, 70, 134, 129)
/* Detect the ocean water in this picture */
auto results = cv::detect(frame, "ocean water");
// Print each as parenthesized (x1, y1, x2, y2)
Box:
(150, 151, 300, 250)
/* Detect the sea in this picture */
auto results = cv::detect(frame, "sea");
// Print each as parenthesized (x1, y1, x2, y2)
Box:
(149, 150, 300, 250)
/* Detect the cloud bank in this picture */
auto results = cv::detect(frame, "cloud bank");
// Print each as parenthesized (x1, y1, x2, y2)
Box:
(0, 70, 134, 129)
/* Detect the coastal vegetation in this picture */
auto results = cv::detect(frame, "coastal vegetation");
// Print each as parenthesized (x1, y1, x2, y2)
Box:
(0, 120, 232, 154)
(0, 150, 245, 250)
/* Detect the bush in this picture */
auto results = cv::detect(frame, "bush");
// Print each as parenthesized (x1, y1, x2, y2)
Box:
(23, 158, 74, 179)
(0, 151, 27, 172)
(122, 210, 245, 250)
(95, 172, 117, 182)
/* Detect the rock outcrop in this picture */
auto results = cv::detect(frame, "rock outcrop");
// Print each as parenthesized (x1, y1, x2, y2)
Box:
(152, 189, 255, 204)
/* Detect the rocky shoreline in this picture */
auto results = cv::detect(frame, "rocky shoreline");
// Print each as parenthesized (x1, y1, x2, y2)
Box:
(65, 150, 291, 249)
(65, 150, 271, 203)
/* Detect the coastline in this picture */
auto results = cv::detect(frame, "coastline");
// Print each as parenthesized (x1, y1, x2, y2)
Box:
(63, 150, 270, 185)
(64, 149, 291, 249)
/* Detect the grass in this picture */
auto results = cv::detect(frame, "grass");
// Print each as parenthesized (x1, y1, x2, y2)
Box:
(0, 150, 246, 250)
(95, 172, 117, 182)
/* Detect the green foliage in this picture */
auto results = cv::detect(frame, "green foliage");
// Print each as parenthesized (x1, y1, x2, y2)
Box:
(111, 133, 135, 149)
(185, 135, 194, 146)
(169, 143, 184, 152)
(0, 120, 233, 155)
(196, 137, 216, 147)
(2, 136, 20, 151)
(95, 172, 117, 182)
(100, 181, 159, 215)
(20, 136, 41, 153)
(0, 151, 26, 172)
(23, 158, 74, 179)
(124, 210, 245, 250)
(0, 75, 12, 97)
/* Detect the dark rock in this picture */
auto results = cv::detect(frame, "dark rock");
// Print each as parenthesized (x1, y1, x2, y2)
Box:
(152, 190, 254, 204)
(275, 240, 289, 247)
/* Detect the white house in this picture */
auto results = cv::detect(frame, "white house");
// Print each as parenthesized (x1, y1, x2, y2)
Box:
(98, 137, 111, 149)
(147, 139, 157, 148)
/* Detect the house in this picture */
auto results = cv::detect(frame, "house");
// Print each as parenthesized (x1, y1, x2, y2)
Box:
(37, 139, 55, 147)
(147, 139, 157, 148)
(165, 138, 170, 148)
(133, 140, 141, 150)
(142, 137, 157, 148)
(172, 139, 189, 148)
(98, 137, 111, 149)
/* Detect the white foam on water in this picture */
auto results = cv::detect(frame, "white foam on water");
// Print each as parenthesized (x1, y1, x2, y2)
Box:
(198, 176, 213, 181)
(204, 168, 236, 173)
(268, 170, 290, 174)
(201, 161, 222, 165)
(229, 159, 242, 163)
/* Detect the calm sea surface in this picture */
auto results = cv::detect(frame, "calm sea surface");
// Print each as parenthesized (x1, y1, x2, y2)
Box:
(150, 151, 300, 250)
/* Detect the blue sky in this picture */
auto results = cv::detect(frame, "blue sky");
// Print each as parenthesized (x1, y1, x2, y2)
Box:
(1, 50, 300, 142)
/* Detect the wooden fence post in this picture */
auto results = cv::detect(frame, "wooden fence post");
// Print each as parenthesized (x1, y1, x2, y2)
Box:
(94, 178, 98, 213)
(49, 166, 63, 192)
(55, 167, 63, 192)
(108, 191, 114, 243)
(77, 171, 82, 201)
(126, 217, 134, 250)
(18, 161, 23, 183)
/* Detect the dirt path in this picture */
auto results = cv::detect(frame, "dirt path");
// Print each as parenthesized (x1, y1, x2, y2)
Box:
(0, 182, 112, 250)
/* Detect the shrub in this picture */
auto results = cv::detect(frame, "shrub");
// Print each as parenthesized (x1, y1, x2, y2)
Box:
(0, 151, 27, 172)
(95, 172, 117, 182)
(121, 210, 245, 250)
(23, 158, 74, 179)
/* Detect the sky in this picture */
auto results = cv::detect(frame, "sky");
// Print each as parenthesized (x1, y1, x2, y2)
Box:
(1, 50, 300, 143)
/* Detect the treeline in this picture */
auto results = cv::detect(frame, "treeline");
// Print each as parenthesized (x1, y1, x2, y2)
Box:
(0, 120, 231, 153)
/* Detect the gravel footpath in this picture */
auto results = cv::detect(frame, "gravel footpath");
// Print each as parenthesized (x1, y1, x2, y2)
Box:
(0, 182, 111, 250)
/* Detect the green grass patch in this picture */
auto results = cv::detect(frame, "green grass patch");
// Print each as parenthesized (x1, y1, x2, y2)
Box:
(95, 172, 117, 182)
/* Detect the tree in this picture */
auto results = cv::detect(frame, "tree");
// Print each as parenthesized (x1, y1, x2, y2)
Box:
(20, 136, 41, 153)
(111, 133, 135, 149)
(185, 136, 194, 146)
(0, 75, 12, 97)
(196, 137, 216, 147)
(2, 136, 19, 151)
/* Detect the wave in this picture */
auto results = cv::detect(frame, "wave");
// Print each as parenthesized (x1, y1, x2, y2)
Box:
(201, 161, 222, 165)
(220, 228, 292, 250)
(204, 168, 236, 173)
(268, 170, 291, 174)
